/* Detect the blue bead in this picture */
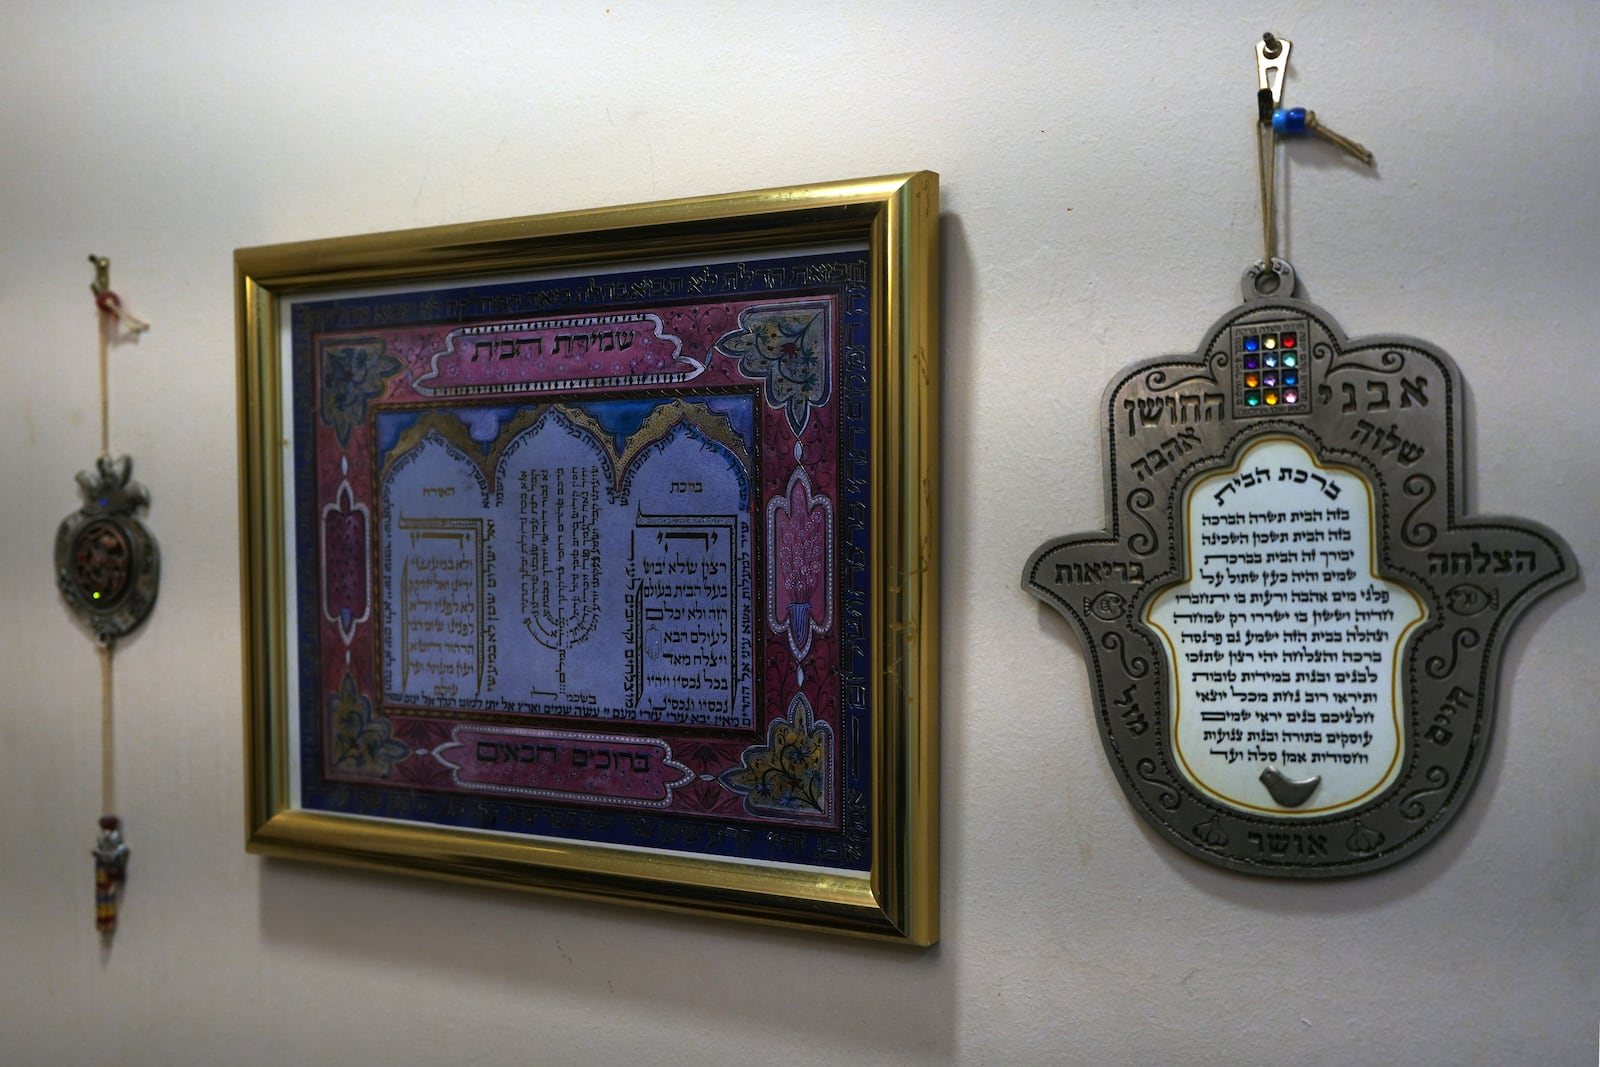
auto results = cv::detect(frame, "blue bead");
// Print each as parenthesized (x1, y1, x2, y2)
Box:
(1272, 107, 1308, 134)
(1243, 337, 1259, 352)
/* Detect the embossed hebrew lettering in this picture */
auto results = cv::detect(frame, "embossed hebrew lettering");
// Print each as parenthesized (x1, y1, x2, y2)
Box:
(1023, 292, 1575, 877)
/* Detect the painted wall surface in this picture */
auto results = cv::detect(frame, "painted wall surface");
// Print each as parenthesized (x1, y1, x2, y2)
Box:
(2, 3, 1595, 1064)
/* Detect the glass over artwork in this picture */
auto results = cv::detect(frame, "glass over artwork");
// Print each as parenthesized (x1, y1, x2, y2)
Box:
(238, 174, 939, 942)
(296, 258, 861, 858)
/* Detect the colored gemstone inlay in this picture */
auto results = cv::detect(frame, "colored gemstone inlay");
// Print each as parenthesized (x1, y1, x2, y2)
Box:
(1283, 333, 1297, 349)
(1263, 336, 1277, 350)
(1243, 356, 1260, 370)
(1264, 373, 1277, 387)
(1284, 389, 1299, 404)
(1243, 337, 1259, 352)
(1245, 374, 1260, 388)
(1284, 371, 1298, 386)
(1245, 391, 1261, 406)
(1265, 391, 1280, 405)
(1264, 355, 1278, 368)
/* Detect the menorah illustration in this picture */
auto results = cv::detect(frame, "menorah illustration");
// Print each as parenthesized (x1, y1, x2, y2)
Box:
(523, 466, 602, 696)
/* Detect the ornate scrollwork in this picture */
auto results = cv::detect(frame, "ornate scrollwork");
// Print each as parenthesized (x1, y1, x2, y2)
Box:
(1126, 487, 1159, 556)
(1401, 473, 1438, 548)
(1398, 766, 1450, 820)
(1135, 758, 1182, 811)
(1141, 350, 1225, 393)
(1425, 628, 1481, 679)
(1322, 345, 1406, 378)
(1100, 630, 1149, 679)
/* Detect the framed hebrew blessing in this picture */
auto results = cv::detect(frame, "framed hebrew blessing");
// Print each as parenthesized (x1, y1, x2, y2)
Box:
(236, 174, 939, 943)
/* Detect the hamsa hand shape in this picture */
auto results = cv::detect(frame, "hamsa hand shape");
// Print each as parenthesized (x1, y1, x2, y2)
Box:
(1023, 281, 1574, 876)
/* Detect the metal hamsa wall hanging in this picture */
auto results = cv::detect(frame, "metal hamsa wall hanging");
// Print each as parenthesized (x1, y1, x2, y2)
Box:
(1022, 36, 1576, 877)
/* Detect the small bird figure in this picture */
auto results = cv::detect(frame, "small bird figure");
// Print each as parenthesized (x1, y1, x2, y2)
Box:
(1260, 766, 1321, 807)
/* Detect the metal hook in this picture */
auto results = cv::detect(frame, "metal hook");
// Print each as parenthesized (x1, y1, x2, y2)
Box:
(1254, 34, 1291, 270)
(89, 254, 111, 297)
(1255, 33, 1291, 118)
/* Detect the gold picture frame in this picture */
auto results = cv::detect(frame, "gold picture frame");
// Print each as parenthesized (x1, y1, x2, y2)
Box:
(236, 173, 939, 943)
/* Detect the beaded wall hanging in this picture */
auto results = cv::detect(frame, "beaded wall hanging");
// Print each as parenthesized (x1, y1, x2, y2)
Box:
(56, 256, 160, 939)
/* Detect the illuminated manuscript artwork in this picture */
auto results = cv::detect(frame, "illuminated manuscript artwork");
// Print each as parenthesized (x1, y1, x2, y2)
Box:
(300, 266, 855, 845)
(1023, 279, 1575, 876)
(238, 174, 939, 942)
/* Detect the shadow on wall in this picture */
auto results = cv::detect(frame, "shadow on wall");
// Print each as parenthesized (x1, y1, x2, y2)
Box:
(253, 208, 977, 1063)
(257, 855, 955, 1057)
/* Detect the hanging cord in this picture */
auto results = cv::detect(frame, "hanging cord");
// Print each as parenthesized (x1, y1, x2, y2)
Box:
(86, 255, 142, 943)
(88, 255, 129, 809)
(1251, 33, 1377, 289)
(99, 303, 110, 459)
(100, 642, 115, 813)
(97, 642, 124, 945)
(90, 254, 149, 462)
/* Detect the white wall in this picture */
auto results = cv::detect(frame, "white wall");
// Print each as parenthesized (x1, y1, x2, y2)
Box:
(3, 3, 1596, 1064)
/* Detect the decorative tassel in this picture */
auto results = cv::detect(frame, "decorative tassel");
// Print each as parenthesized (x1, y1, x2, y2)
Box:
(93, 815, 129, 941)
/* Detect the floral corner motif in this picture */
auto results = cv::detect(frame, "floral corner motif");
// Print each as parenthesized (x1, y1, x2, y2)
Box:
(329, 672, 410, 777)
(714, 302, 831, 435)
(767, 466, 833, 661)
(319, 338, 403, 447)
(720, 693, 832, 818)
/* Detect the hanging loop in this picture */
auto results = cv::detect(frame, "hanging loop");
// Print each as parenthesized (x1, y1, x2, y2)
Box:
(1242, 258, 1297, 301)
